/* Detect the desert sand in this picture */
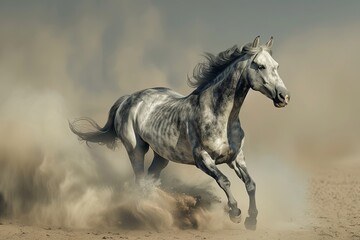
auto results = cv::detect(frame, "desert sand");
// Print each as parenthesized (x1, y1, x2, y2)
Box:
(1, 157, 359, 240)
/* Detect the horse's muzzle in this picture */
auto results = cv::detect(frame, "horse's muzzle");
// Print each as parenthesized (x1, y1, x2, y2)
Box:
(273, 88, 290, 108)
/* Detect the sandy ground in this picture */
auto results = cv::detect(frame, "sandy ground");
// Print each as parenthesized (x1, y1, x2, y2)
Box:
(0, 159, 359, 240)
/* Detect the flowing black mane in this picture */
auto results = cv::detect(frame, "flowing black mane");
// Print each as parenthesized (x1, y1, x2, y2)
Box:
(189, 43, 270, 90)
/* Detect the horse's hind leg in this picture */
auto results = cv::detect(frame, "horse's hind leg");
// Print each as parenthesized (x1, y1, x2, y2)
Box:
(122, 134, 149, 182)
(148, 152, 169, 179)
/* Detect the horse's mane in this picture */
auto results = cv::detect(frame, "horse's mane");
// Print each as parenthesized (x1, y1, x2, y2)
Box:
(188, 43, 271, 90)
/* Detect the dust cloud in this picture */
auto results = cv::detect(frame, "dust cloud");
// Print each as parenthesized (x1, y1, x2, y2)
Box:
(0, 89, 231, 230)
(1, 1, 359, 232)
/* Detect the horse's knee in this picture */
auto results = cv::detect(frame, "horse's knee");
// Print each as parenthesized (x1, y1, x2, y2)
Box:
(247, 181, 256, 194)
(217, 176, 231, 189)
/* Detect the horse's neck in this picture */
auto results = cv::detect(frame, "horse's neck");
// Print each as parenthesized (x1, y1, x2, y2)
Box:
(229, 74, 250, 122)
(201, 61, 249, 121)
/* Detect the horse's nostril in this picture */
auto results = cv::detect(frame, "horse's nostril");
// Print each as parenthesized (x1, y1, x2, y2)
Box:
(278, 92, 285, 101)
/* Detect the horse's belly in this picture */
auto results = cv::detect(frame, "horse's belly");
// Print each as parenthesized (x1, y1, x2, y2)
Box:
(150, 138, 195, 164)
(140, 125, 194, 164)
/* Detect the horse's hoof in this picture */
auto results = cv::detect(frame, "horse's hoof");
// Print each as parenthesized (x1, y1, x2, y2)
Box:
(244, 216, 257, 230)
(229, 209, 242, 223)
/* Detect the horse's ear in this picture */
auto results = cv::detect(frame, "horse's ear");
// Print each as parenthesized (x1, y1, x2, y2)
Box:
(252, 36, 260, 48)
(266, 36, 273, 48)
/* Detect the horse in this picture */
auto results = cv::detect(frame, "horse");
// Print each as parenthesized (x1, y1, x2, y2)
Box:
(69, 36, 290, 230)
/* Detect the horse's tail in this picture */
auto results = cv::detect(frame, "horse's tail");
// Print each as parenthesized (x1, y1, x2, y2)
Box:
(69, 96, 128, 149)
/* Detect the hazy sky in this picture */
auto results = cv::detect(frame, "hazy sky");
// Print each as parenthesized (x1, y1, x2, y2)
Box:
(1, 0, 359, 91)
(1, 0, 359, 159)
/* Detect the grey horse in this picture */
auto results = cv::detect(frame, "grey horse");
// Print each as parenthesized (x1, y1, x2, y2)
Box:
(70, 36, 290, 230)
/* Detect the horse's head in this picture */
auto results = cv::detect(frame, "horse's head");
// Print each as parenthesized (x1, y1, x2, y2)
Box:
(245, 36, 290, 108)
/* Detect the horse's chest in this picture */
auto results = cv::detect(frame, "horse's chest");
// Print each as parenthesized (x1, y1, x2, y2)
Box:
(201, 135, 238, 164)
(200, 123, 243, 164)
(212, 144, 236, 164)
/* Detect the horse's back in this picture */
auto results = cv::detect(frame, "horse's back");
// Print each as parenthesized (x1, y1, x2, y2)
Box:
(138, 87, 185, 103)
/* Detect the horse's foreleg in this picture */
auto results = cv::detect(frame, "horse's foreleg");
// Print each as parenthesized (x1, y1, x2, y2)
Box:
(229, 150, 258, 230)
(194, 149, 242, 222)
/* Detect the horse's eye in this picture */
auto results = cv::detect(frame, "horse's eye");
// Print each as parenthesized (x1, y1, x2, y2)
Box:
(258, 65, 266, 70)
